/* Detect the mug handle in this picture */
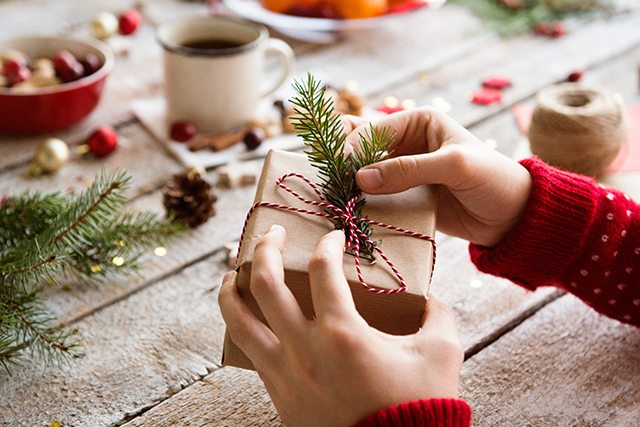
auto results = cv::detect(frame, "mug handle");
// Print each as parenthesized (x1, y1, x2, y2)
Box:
(261, 38, 295, 98)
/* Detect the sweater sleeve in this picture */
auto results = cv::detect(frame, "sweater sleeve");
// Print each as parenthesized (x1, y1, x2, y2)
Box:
(354, 398, 472, 427)
(469, 157, 640, 327)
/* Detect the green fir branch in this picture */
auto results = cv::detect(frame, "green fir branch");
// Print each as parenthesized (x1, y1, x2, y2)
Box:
(290, 74, 394, 257)
(0, 170, 183, 372)
(450, 0, 607, 35)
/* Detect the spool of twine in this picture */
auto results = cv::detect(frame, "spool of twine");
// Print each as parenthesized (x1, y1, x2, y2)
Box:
(528, 83, 628, 178)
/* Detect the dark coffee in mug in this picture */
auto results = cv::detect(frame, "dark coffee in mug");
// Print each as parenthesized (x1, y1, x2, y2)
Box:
(181, 38, 245, 50)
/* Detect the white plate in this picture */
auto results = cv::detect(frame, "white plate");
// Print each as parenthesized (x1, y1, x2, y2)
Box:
(218, 0, 446, 41)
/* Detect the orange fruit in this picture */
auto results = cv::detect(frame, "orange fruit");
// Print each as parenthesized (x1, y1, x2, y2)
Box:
(261, 0, 296, 13)
(332, 0, 388, 19)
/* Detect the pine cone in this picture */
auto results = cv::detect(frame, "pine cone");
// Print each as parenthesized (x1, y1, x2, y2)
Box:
(162, 168, 217, 228)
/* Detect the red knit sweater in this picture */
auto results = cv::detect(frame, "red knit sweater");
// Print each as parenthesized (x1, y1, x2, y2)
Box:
(355, 157, 640, 427)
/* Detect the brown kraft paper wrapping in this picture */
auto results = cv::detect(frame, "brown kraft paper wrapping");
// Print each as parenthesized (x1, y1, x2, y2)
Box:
(222, 149, 437, 370)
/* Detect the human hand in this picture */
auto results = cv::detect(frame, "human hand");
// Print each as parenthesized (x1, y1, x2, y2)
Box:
(219, 225, 463, 427)
(344, 108, 532, 247)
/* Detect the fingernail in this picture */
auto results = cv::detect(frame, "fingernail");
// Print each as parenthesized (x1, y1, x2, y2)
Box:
(269, 224, 285, 236)
(223, 271, 236, 283)
(269, 224, 284, 233)
(357, 168, 383, 190)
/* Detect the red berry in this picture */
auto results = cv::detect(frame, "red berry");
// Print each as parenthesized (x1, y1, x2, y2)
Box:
(471, 88, 503, 106)
(119, 9, 142, 35)
(80, 53, 101, 76)
(482, 76, 512, 90)
(170, 121, 197, 142)
(534, 22, 566, 38)
(53, 51, 84, 83)
(88, 126, 118, 157)
(567, 70, 583, 82)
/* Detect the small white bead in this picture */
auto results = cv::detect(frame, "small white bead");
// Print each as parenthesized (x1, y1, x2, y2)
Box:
(634, 299, 640, 306)
(624, 315, 632, 321)
(606, 213, 614, 220)
(614, 251, 618, 257)
(591, 255, 599, 261)
(602, 235, 609, 242)
(609, 299, 617, 305)
(605, 271, 611, 277)
(580, 270, 589, 276)
(621, 230, 627, 237)
(606, 193, 615, 200)
(570, 281, 578, 288)
(625, 267, 633, 274)
(627, 210, 632, 217)
(617, 283, 626, 290)
(624, 194, 630, 201)
(635, 248, 640, 255)
(594, 288, 602, 294)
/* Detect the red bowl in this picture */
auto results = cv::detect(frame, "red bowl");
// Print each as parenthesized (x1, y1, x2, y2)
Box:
(0, 36, 114, 135)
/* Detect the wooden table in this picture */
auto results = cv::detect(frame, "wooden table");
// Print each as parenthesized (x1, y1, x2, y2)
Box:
(1, 1, 640, 426)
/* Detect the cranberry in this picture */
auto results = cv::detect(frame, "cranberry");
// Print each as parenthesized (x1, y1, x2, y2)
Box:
(243, 127, 265, 151)
(170, 121, 198, 142)
(119, 9, 142, 35)
(534, 22, 566, 38)
(567, 70, 583, 82)
(471, 88, 503, 106)
(80, 53, 101, 76)
(482, 76, 512, 90)
(88, 126, 118, 157)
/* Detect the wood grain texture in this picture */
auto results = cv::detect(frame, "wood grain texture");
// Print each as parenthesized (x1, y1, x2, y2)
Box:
(460, 295, 640, 426)
(124, 368, 281, 427)
(0, 252, 229, 427)
(366, 9, 640, 128)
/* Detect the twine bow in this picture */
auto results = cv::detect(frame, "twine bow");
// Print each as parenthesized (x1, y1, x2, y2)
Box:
(238, 173, 436, 295)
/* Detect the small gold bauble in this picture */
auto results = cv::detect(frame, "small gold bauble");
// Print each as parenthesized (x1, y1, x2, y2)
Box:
(28, 138, 70, 175)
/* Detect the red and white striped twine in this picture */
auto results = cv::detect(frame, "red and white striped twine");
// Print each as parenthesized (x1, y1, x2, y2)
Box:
(237, 173, 436, 295)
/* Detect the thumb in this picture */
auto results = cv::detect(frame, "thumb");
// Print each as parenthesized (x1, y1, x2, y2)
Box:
(356, 148, 461, 194)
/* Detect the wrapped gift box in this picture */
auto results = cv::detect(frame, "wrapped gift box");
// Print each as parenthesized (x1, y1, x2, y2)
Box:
(222, 149, 437, 370)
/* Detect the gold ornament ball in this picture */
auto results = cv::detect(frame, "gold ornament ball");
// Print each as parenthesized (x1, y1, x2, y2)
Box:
(29, 138, 70, 175)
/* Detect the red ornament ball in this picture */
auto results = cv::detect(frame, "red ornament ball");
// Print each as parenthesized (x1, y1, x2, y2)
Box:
(170, 121, 198, 142)
(53, 51, 83, 83)
(2, 60, 31, 86)
(119, 9, 142, 35)
(88, 126, 118, 157)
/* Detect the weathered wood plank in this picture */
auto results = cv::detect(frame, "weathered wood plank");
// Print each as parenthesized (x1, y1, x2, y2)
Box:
(460, 295, 640, 426)
(0, 234, 553, 427)
(101, 237, 557, 427)
(0, 251, 229, 427)
(366, 9, 640, 128)
(125, 367, 280, 427)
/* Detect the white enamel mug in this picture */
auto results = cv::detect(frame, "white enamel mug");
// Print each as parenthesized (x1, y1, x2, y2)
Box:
(157, 17, 295, 132)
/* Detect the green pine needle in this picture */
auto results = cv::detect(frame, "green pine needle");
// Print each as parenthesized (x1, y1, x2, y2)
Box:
(450, 0, 608, 35)
(290, 73, 394, 257)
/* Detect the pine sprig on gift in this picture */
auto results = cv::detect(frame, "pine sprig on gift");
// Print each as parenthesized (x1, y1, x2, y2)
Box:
(290, 74, 394, 257)
(0, 170, 184, 372)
